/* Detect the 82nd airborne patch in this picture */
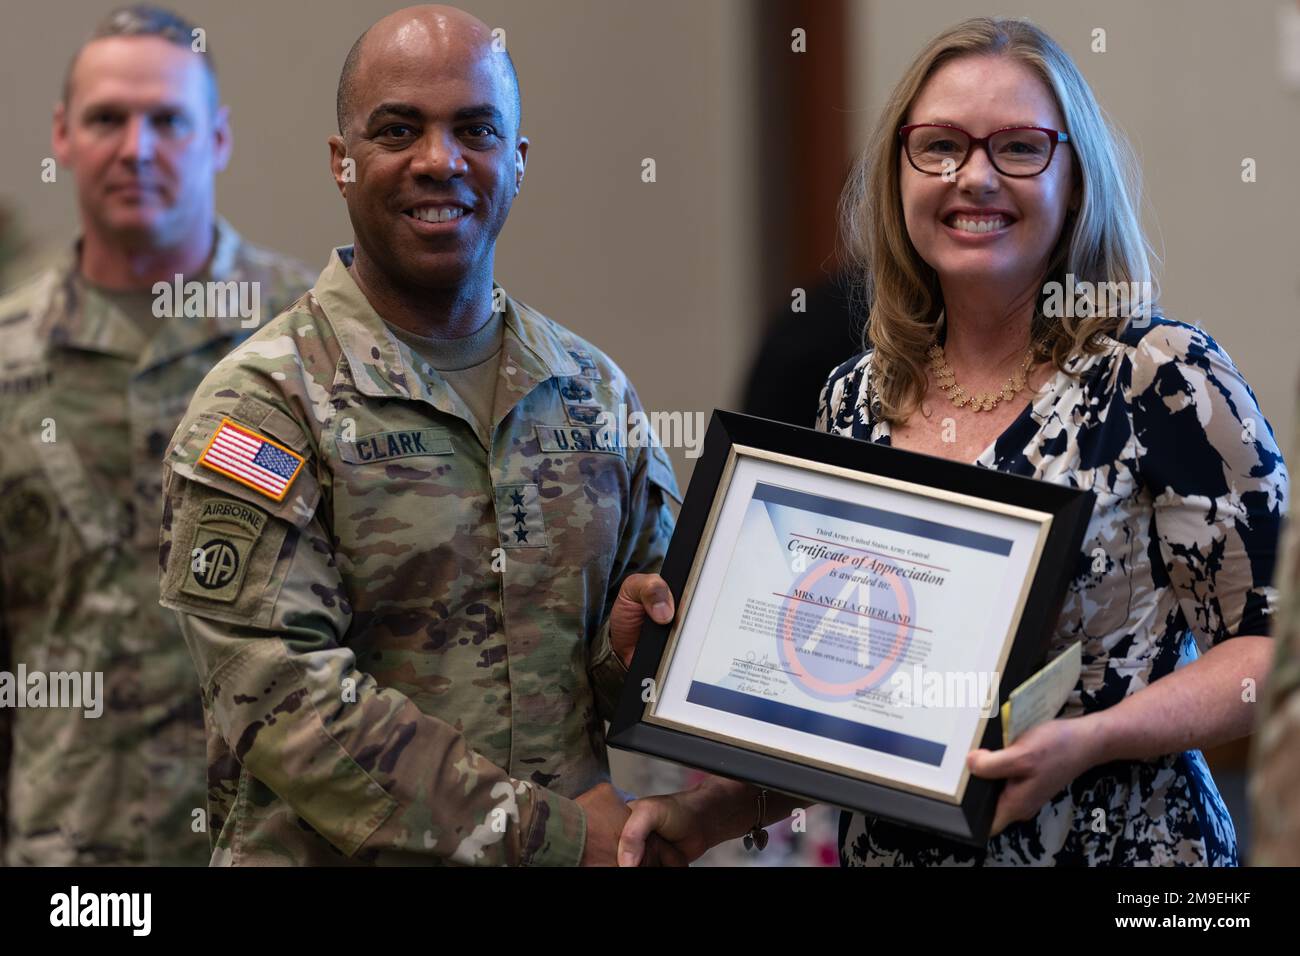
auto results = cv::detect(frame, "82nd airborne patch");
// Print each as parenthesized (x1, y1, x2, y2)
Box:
(180, 498, 268, 603)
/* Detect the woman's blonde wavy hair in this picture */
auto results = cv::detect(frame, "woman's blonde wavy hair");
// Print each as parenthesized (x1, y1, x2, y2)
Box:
(839, 17, 1158, 424)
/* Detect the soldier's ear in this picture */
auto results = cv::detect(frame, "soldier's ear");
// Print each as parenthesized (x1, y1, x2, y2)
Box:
(52, 100, 72, 168)
(328, 135, 350, 197)
(211, 105, 233, 174)
(513, 136, 529, 196)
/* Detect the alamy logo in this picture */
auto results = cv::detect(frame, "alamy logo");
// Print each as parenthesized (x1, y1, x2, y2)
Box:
(1041, 274, 1152, 324)
(50, 886, 151, 936)
(0, 664, 102, 718)
(152, 274, 262, 327)
(888, 665, 1000, 717)
(595, 403, 707, 459)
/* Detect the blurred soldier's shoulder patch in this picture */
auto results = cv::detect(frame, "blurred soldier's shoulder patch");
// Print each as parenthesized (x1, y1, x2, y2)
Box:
(181, 497, 269, 603)
(197, 417, 305, 502)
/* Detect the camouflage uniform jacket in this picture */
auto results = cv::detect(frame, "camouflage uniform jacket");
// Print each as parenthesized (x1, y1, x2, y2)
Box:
(158, 246, 680, 866)
(1251, 382, 1300, 865)
(0, 218, 314, 864)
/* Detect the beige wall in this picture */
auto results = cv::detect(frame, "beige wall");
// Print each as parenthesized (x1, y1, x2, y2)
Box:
(13, 2, 1288, 458)
(849, 0, 1300, 442)
(0, 0, 757, 484)
(6, 2, 1295, 460)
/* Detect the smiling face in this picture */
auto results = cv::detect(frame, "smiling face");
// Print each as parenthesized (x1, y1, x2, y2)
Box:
(899, 55, 1077, 301)
(330, 18, 526, 294)
(53, 36, 228, 248)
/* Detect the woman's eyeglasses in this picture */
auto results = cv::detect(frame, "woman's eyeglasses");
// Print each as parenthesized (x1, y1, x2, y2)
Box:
(899, 123, 1070, 178)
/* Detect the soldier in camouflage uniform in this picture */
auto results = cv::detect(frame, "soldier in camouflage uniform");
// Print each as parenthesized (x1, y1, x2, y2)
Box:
(158, 5, 682, 866)
(1251, 384, 1300, 865)
(0, 6, 314, 865)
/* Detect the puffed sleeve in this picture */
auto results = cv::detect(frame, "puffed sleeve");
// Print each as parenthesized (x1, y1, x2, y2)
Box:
(816, 353, 871, 435)
(1129, 321, 1287, 653)
(815, 371, 839, 433)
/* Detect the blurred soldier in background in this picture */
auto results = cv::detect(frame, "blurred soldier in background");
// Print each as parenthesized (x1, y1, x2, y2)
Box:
(1251, 382, 1300, 865)
(0, 4, 314, 865)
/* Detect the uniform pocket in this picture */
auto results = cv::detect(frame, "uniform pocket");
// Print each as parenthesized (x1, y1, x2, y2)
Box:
(1, 433, 129, 670)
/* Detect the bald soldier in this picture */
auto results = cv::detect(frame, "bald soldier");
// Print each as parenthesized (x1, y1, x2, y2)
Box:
(158, 5, 682, 866)
(0, 5, 315, 865)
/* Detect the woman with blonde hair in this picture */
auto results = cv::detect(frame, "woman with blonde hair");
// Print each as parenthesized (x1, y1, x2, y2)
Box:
(619, 16, 1286, 866)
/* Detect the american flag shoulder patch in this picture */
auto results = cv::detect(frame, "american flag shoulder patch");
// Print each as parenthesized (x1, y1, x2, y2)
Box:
(197, 417, 306, 502)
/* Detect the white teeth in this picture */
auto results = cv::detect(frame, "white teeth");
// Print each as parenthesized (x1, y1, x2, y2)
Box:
(409, 206, 465, 223)
(950, 216, 1009, 234)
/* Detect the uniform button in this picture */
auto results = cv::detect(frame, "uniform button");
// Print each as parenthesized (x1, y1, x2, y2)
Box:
(505, 365, 517, 375)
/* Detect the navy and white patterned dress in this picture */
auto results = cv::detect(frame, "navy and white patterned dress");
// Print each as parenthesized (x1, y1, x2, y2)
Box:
(816, 317, 1287, 866)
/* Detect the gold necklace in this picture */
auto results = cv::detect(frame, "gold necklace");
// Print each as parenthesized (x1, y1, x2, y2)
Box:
(927, 343, 1034, 413)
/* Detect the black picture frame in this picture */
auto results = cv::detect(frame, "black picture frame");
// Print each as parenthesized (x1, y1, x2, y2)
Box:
(606, 410, 1095, 845)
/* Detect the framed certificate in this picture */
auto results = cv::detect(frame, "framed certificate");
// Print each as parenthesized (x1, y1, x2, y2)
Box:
(607, 411, 1094, 845)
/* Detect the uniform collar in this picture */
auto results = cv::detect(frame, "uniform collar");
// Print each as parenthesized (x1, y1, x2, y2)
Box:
(317, 245, 580, 411)
(48, 216, 250, 369)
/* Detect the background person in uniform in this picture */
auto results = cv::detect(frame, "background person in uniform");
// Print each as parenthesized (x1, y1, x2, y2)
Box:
(619, 17, 1286, 868)
(0, 4, 314, 865)
(1250, 382, 1300, 865)
(159, 4, 682, 866)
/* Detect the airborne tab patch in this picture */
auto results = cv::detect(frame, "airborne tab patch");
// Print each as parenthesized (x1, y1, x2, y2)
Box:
(180, 498, 269, 603)
(198, 418, 305, 502)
